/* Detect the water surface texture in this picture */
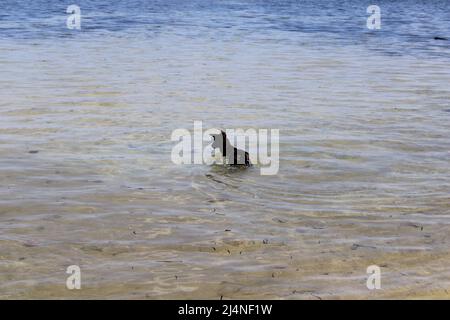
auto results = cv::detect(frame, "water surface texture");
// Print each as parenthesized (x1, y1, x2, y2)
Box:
(1, 0, 449, 299)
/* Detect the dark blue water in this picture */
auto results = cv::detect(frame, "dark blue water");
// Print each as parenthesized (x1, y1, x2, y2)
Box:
(1, 0, 449, 58)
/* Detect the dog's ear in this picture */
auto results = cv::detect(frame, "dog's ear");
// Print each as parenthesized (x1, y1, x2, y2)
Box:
(210, 131, 220, 139)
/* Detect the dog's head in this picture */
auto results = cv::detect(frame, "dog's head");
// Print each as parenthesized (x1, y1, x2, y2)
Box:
(210, 130, 227, 150)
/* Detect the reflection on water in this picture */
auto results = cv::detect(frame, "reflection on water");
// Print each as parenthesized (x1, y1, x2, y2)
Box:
(0, 0, 449, 299)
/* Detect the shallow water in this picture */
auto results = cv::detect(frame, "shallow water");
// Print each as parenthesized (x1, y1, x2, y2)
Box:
(0, 0, 449, 299)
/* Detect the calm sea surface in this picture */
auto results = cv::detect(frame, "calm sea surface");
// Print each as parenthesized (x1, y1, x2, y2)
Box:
(0, 0, 449, 298)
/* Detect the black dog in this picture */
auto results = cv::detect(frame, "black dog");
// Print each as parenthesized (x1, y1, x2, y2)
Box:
(210, 130, 251, 167)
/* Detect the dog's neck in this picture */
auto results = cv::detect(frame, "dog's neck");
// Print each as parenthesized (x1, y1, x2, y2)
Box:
(218, 137, 233, 157)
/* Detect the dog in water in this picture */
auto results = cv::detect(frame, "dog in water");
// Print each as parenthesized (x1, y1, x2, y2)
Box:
(210, 130, 251, 167)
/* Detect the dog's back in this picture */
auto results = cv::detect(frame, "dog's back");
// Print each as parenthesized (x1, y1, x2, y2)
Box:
(227, 147, 251, 166)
